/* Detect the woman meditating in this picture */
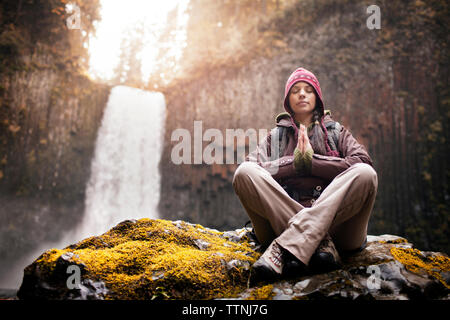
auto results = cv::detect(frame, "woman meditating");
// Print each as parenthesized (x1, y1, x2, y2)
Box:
(232, 67, 378, 281)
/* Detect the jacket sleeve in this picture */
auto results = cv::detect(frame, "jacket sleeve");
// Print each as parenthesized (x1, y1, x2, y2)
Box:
(310, 126, 373, 181)
(245, 130, 297, 181)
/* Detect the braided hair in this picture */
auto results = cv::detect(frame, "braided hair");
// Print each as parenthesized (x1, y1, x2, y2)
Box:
(309, 109, 340, 157)
(309, 109, 328, 155)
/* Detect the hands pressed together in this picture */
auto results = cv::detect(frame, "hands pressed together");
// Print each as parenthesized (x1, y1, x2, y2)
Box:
(297, 125, 313, 154)
(293, 125, 314, 174)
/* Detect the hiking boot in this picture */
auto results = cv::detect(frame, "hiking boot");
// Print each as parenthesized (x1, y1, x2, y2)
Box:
(309, 233, 342, 273)
(282, 250, 308, 278)
(340, 238, 367, 258)
(250, 240, 284, 283)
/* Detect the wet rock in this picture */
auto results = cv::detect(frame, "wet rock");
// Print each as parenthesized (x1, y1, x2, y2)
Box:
(69, 279, 109, 300)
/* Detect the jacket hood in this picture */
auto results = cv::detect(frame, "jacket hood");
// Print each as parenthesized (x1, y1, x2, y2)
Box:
(283, 68, 324, 117)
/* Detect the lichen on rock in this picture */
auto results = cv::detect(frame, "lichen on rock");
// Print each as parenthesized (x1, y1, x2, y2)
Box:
(237, 234, 450, 300)
(18, 218, 260, 300)
(17, 220, 450, 300)
(390, 247, 450, 289)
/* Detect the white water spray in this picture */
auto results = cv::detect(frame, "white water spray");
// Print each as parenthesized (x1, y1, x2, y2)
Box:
(77, 85, 166, 238)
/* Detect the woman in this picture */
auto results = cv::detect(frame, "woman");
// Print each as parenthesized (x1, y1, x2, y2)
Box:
(232, 67, 378, 281)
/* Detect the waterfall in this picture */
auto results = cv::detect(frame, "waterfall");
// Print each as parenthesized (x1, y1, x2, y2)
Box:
(76, 85, 166, 239)
(0, 86, 166, 291)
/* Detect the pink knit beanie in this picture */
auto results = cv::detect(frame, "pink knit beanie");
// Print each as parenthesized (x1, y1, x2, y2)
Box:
(283, 67, 324, 115)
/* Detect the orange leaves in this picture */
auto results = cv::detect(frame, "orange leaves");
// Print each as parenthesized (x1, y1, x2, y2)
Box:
(51, 6, 66, 16)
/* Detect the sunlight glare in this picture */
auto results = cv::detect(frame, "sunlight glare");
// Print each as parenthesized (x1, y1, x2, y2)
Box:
(88, 0, 190, 84)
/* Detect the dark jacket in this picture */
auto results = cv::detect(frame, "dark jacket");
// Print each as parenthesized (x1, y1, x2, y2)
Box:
(246, 112, 373, 207)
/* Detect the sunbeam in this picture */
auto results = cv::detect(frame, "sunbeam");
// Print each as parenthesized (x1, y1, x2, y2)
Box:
(87, 0, 189, 84)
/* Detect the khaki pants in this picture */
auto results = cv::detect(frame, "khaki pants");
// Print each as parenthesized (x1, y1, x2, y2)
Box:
(232, 161, 378, 265)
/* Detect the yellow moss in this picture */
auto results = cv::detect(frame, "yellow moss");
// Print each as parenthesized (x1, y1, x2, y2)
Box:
(34, 248, 65, 277)
(390, 247, 450, 289)
(379, 238, 408, 244)
(247, 284, 274, 300)
(37, 219, 260, 299)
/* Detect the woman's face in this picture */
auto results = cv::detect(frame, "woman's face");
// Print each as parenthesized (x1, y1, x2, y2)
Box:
(288, 81, 316, 118)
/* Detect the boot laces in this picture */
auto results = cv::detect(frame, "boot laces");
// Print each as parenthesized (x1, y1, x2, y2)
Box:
(269, 244, 283, 268)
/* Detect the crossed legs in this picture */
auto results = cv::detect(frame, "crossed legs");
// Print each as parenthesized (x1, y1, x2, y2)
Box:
(232, 161, 378, 265)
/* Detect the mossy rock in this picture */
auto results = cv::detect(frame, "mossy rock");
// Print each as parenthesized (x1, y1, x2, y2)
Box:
(17, 221, 450, 300)
(237, 235, 450, 300)
(17, 219, 260, 300)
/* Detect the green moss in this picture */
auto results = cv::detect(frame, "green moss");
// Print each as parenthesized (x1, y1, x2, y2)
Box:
(37, 219, 260, 299)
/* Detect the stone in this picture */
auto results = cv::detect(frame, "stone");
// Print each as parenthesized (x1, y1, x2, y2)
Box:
(226, 259, 251, 271)
(16, 219, 450, 300)
(17, 218, 258, 300)
(193, 239, 210, 250)
(238, 234, 450, 300)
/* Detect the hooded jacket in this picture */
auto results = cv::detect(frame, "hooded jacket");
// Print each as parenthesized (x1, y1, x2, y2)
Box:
(246, 68, 373, 207)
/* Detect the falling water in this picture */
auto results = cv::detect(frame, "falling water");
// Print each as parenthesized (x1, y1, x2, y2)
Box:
(0, 86, 166, 291)
(76, 85, 166, 239)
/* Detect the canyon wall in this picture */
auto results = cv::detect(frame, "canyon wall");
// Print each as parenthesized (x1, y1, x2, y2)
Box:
(0, 0, 109, 286)
(0, 56, 110, 269)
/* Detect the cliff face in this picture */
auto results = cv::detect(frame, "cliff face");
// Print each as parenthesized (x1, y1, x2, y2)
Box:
(0, 56, 110, 200)
(159, 59, 283, 230)
(0, 0, 109, 287)
(0, 59, 110, 285)
(158, 0, 450, 253)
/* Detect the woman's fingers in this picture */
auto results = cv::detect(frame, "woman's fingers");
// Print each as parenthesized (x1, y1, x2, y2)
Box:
(306, 138, 312, 152)
(297, 137, 303, 151)
(298, 125, 306, 153)
(297, 124, 312, 153)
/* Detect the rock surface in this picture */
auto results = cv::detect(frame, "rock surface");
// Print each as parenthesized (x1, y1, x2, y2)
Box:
(17, 219, 450, 300)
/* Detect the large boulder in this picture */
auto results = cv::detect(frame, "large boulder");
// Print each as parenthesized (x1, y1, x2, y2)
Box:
(17, 219, 450, 300)
(240, 235, 450, 300)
